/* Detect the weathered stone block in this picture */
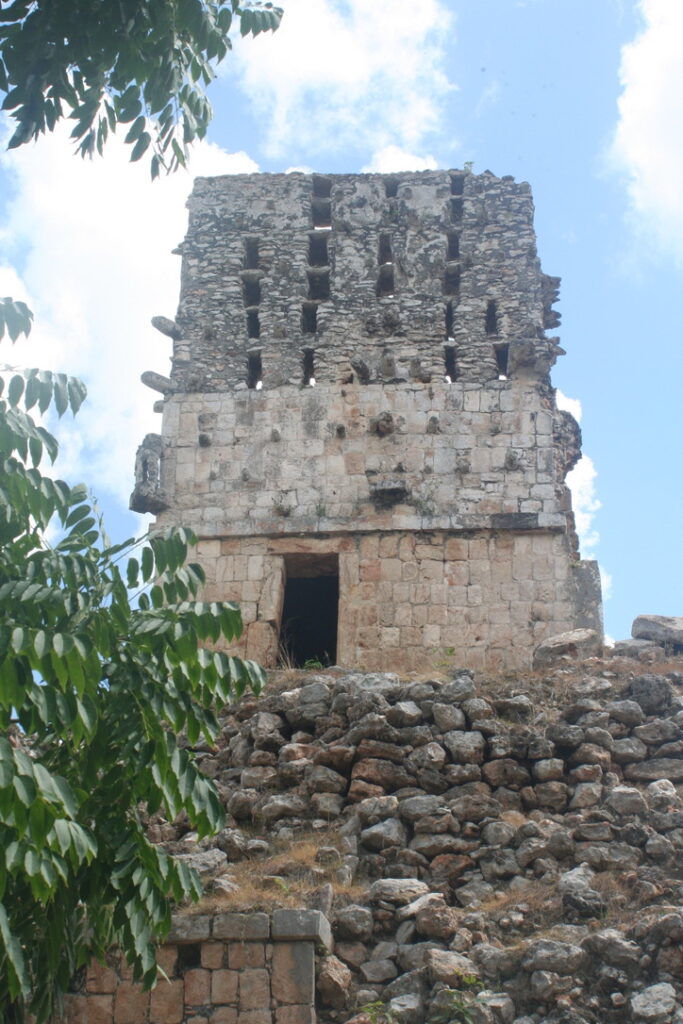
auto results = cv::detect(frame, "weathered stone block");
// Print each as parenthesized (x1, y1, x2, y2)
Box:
(214, 913, 271, 941)
(271, 910, 332, 950)
(150, 979, 184, 1024)
(271, 942, 315, 1004)
(113, 982, 150, 1024)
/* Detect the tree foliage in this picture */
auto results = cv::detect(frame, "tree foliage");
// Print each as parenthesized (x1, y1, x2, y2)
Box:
(0, 310, 265, 1022)
(0, 0, 283, 176)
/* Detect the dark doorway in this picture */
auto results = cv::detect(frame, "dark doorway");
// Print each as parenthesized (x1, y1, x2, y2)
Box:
(280, 554, 339, 667)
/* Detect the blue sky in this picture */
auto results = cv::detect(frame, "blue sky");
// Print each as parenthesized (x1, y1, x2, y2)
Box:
(0, 0, 680, 645)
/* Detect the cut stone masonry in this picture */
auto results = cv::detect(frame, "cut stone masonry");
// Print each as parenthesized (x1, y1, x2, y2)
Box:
(131, 168, 602, 671)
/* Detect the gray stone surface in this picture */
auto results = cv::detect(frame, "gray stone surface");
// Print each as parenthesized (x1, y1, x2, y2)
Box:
(633, 615, 683, 647)
(213, 911, 270, 940)
(630, 983, 677, 1023)
(532, 629, 602, 668)
(271, 909, 332, 949)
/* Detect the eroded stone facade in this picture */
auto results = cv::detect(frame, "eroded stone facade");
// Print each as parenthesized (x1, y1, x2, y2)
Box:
(131, 169, 602, 671)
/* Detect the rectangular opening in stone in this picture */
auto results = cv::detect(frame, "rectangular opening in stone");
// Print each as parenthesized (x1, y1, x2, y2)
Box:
(247, 309, 260, 339)
(301, 302, 317, 334)
(450, 197, 463, 222)
(447, 231, 460, 259)
(444, 345, 458, 382)
(312, 174, 332, 198)
(443, 263, 461, 295)
(378, 232, 393, 265)
(243, 277, 261, 306)
(450, 174, 465, 195)
(445, 300, 455, 339)
(384, 177, 399, 198)
(494, 342, 509, 378)
(247, 350, 263, 389)
(376, 263, 395, 297)
(279, 553, 339, 668)
(302, 347, 315, 386)
(308, 269, 330, 301)
(312, 198, 332, 228)
(308, 232, 329, 267)
(243, 237, 259, 269)
(486, 299, 499, 336)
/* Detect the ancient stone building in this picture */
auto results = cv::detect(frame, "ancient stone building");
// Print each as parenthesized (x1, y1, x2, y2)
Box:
(131, 169, 602, 672)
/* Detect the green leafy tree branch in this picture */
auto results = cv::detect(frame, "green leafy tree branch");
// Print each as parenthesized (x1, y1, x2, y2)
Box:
(0, 0, 283, 177)
(0, 310, 265, 1022)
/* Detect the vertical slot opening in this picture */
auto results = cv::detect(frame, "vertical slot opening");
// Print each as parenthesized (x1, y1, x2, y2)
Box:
(450, 174, 465, 195)
(450, 197, 463, 222)
(242, 277, 261, 306)
(486, 299, 499, 336)
(443, 264, 461, 295)
(308, 233, 329, 266)
(445, 301, 454, 340)
(246, 309, 260, 339)
(447, 232, 460, 260)
(301, 303, 317, 334)
(312, 175, 332, 198)
(247, 351, 263, 390)
(302, 348, 315, 386)
(378, 232, 393, 265)
(307, 270, 330, 301)
(494, 343, 509, 379)
(444, 346, 458, 383)
(279, 554, 339, 668)
(376, 264, 395, 297)
(384, 177, 399, 198)
(243, 237, 259, 269)
(312, 199, 332, 228)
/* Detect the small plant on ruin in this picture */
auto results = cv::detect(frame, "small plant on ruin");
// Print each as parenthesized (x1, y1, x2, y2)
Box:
(360, 999, 395, 1024)
(427, 984, 484, 1024)
(272, 492, 292, 517)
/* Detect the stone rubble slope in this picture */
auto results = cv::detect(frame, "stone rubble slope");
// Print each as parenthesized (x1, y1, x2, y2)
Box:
(149, 654, 683, 1024)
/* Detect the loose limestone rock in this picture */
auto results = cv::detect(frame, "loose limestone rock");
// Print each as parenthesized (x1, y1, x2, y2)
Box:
(632, 615, 683, 649)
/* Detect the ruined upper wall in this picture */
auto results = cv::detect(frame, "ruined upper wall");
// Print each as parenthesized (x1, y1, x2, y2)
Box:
(169, 170, 563, 393)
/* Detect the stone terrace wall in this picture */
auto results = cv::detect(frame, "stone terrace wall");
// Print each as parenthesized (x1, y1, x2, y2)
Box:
(54, 909, 331, 1024)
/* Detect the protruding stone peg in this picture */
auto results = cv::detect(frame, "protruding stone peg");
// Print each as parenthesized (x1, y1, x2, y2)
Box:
(141, 371, 171, 394)
(151, 316, 182, 340)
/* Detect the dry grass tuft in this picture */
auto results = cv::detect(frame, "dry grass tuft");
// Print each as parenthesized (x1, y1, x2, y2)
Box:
(192, 828, 363, 914)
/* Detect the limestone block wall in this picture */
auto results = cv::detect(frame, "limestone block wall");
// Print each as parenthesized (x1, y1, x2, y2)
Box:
(192, 531, 601, 673)
(54, 910, 330, 1024)
(154, 380, 577, 536)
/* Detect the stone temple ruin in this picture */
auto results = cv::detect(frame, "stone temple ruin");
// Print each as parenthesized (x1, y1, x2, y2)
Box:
(131, 169, 602, 672)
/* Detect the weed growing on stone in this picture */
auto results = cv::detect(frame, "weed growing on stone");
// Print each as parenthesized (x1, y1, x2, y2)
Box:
(360, 999, 395, 1024)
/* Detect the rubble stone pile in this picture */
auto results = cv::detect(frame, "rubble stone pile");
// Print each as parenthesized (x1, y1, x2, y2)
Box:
(146, 651, 683, 1024)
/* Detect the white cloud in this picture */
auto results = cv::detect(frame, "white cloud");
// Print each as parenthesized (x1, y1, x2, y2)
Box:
(362, 145, 439, 173)
(0, 124, 257, 504)
(229, 0, 454, 162)
(557, 390, 607, 592)
(610, 0, 683, 262)
(566, 455, 601, 558)
(556, 389, 582, 424)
